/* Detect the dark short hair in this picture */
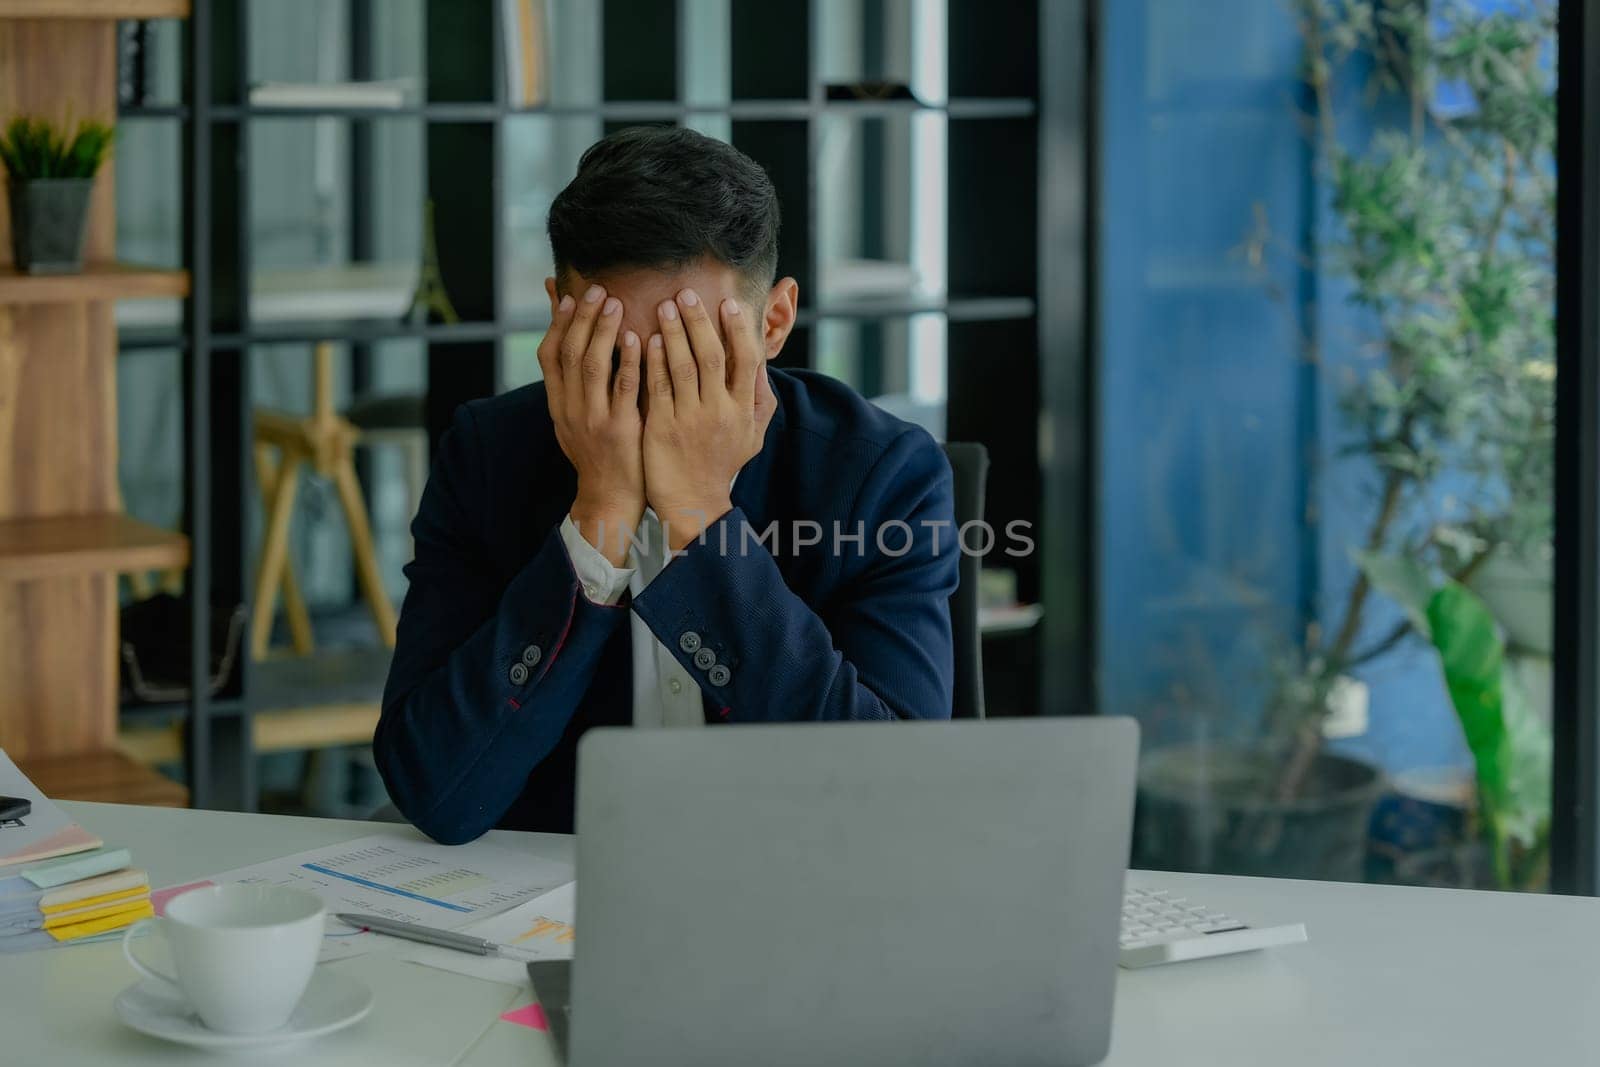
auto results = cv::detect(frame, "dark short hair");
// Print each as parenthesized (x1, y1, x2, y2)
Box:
(547, 125, 780, 301)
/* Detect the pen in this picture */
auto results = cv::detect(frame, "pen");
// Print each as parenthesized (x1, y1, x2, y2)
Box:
(336, 912, 503, 957)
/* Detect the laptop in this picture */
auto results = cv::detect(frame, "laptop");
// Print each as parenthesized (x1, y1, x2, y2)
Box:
(538, 717, 1139, 1067)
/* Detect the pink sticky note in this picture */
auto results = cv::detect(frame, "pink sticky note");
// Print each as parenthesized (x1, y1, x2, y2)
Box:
(152, 880, 215, 916)
(499, 1003, 549, 1032)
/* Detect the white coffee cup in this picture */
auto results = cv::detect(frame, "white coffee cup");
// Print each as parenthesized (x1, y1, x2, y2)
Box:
(122, 883, 324, 1034)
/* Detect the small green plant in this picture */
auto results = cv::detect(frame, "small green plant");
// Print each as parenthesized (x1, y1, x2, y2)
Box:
(1358, 553, 1551, 889)
(0, 116, 114, 181)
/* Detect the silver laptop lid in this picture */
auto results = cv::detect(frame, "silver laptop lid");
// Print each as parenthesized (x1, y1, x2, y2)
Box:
(571, 718, 1139, 1067)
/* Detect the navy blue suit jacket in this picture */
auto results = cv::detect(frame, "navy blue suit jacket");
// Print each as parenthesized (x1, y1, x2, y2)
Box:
(375, 368, 958, 844)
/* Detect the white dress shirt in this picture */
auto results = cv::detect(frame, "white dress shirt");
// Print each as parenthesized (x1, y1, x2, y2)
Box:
(559, 510, 707, 729)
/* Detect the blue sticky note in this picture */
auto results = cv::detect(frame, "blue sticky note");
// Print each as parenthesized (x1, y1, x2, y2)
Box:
(22, 848, 132, 889)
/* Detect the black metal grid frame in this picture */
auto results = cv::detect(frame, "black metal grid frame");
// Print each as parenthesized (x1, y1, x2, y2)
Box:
(1551, 0, 1600, 894)
(1037, 0, 1096, 718)
(133, 0, 1050, 805)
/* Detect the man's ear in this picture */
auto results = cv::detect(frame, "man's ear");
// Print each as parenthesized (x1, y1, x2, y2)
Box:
(544, 275, 559, 311)
(761, 277, 800, 361)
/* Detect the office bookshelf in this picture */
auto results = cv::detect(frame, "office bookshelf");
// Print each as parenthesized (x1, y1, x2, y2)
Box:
(0, 6, 192, 807)
(114, 0, 1045, 808)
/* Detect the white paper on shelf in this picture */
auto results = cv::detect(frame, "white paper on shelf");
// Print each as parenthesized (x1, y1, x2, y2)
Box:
(115, 262, 418, 330)
(249, 79, 416, 109)
(397, 880, 576, 986)
(977, 603, 1045, 635)
(251, 262, 418, 322)
(818, 258, 925, 300)
(187, 835, 573, 963)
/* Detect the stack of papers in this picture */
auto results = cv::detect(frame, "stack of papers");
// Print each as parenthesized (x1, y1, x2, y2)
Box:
(0, 750, 152, 950)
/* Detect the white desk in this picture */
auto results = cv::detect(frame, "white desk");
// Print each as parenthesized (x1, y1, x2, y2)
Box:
(2, 802, 561, 1067)
(3, 802, 1599, 1065)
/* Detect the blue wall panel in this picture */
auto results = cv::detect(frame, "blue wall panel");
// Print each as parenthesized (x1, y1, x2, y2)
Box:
(1098, 0, 1471, 773)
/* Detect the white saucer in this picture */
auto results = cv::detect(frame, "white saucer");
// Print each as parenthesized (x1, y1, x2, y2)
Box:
(114, 968, 373, 1051)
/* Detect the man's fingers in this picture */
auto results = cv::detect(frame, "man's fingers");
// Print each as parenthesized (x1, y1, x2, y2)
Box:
(561, 284, 607, 404)
(538, 292, 576, 388)
(583, 295, 623, 411)
(657, 298, 700, 407)
(614, 329, 642, 408)
(722, 298, 760, 403)
(674, 289, 725, 401)
(646, 333, 674, 410)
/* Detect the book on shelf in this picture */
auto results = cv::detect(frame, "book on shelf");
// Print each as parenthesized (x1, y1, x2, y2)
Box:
(0, 751, 153, 951)
(500, 0, 549, 108)
(249, 79, 416, 110)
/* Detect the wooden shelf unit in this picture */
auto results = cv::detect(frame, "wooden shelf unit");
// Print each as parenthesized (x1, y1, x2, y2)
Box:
(0, 1, 190, 19)
(0, 9, 192, 809)
(0, 513, 188, 580)
(0, 264, 188, 305)
(18, 749, 187, 807)
(121, 703, 382, 766)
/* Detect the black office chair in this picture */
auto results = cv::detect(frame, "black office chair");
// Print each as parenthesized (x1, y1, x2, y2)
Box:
(942, 442, 989, 720)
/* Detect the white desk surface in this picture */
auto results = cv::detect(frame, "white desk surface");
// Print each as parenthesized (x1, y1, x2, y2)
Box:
(2, 802, 1597, 1066)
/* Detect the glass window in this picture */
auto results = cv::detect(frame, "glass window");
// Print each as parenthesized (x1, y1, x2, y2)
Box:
(1102, 0, 1556, 890)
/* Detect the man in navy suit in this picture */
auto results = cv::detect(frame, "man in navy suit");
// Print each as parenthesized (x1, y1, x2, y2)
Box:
(375, 126, 957, 844)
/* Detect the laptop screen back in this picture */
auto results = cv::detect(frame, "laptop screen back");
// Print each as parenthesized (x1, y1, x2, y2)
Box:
(570, 718, 1138, 1067)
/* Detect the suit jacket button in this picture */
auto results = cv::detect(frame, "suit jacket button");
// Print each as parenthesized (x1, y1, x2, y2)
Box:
(521, 644, 541, 667)
(509, 662, 530, 686)
(693, 648, 716, 671)
(708, 664, 731, 687)
(678, 631, 703, 653)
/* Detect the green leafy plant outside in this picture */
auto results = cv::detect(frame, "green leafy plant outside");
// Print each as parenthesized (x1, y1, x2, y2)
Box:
(1358, 552, 1551, 889)
(1253, 1, 1556, 889)
(0, 117, 114, 182)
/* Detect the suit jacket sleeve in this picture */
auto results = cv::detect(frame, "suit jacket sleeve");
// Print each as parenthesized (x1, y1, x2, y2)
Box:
(374, 405, 628, 844)
(631, 427, 958, 722)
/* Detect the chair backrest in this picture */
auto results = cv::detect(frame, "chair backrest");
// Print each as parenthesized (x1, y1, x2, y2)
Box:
(942, 442, 989, 719)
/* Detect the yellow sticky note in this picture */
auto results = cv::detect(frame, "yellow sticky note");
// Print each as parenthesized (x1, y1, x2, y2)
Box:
(40, 885, 147, 917)
(46, 901, 153, 942)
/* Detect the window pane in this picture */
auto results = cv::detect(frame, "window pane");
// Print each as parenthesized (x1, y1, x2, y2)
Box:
(1101, 0, 1556, 890)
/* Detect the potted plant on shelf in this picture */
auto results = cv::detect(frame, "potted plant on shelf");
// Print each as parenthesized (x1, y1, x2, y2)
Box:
(0, 116, 114, 275)
(1136, 0, 1555, 885)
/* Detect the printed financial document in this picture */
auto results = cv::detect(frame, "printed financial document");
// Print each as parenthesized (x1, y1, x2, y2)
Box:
(401, 880, 577, 985)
